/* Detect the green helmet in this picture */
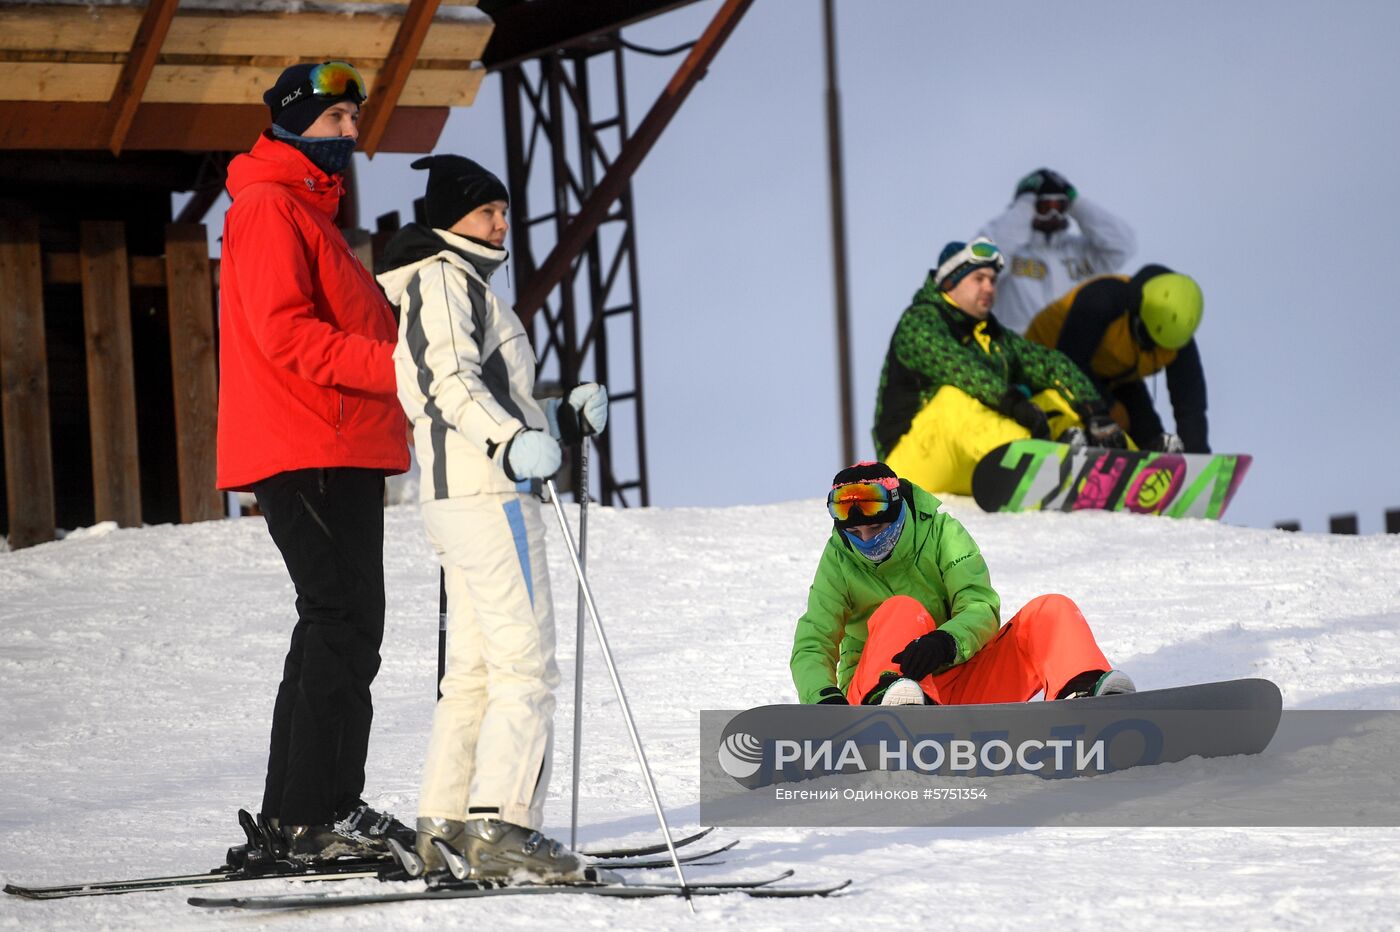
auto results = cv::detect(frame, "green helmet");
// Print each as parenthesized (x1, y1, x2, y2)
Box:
(1138, 273, 1203, 350)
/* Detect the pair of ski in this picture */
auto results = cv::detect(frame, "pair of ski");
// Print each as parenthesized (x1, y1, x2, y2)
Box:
(4, 820, 846, 905)
(3, 814, 719, 901)
(190, 870, 852, 910)
(191, 826, 849, 910)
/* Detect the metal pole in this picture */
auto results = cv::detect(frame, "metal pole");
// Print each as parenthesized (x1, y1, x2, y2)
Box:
(544, 478, 692, 906)
(823, 0, 856, 466)
(569, 438, 590, 849)
(436, 567, 447, 700)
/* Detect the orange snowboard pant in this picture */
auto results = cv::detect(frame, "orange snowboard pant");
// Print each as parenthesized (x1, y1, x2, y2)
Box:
(846, 594, 1112, 705)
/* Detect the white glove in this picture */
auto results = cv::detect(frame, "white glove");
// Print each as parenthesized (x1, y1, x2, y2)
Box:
(567, 382, 608, 436)
(547, 383, 609, 444)
(503, 429, 562, 481)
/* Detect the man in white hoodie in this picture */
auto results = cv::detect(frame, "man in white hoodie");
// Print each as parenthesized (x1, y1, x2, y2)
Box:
(976, 168, 1136, 334)
(376, 155, 607, 882)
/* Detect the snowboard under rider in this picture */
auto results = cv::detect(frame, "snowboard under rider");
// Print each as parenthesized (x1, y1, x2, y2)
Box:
(872, 237, 1127, 497)
(377, 154, 608, 883)
(215, 61, 414, 861)
(976, 168, 1137, 335)
(790, 462, 1136, 707)
(1025, 264, 1209, 453)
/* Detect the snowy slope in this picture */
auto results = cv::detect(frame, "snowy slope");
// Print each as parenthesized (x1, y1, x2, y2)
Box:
(2, 497, 1398, 930)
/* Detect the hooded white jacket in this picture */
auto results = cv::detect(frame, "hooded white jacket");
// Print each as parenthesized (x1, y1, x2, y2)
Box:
(977, 193, 1136, 335)
(378, 225, 546, 501)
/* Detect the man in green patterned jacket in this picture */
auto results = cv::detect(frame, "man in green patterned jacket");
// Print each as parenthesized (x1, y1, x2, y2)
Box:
(872, 237, 1125, 495)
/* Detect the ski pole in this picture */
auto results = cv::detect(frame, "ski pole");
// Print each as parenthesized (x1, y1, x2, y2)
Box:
(436, 567, 447, 701)
(544, 479, 692, 904)
(569, 438, 589, 850)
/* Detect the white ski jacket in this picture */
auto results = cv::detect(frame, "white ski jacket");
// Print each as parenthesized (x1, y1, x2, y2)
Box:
(378, 225, 546, 501)
(977, 193, 1137, 335)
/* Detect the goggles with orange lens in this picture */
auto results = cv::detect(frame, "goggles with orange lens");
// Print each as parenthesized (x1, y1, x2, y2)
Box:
(827, 479, 900, 524)
(288, 61, 367, 106)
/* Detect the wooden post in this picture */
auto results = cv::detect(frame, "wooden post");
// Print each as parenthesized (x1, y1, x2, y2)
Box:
(1387, 509, 1400, 535)
(1274, 521, 1300, 532)
(1329, 513, 1358, 535)
(163, 223, 221, 523)
(79, 220, 142, 528)
(0, 219, 57, 548)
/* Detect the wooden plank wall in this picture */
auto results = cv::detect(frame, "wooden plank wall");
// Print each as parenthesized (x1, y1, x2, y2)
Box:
(0, 220, 227, 547)
(79, 221, 143, 528)
(0, 219, 57, 549)
(163, 223, 221, 523)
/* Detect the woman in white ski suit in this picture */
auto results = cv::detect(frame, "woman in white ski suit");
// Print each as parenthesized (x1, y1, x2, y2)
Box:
(377, 158, 605, 877)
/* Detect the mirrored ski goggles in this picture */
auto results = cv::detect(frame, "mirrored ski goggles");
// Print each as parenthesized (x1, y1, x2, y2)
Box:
(934, 237, 1005, 286)
(304, 61, 368, 103)
(827, 480, 900, 523)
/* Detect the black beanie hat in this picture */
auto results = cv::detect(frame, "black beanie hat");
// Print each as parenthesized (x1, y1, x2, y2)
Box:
(829, 461, 904, 529)
(411, 155, 510, 229)
(264, 62, 366, 136)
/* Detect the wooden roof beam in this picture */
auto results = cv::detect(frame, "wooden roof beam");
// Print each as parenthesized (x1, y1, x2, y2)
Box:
(0, 102, 450, 153)
(359, 0, 442, 158)
(103, 0, 180, 156)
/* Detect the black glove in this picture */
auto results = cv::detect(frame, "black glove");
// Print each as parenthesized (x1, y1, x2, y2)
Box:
(891, 630, 957, 682)
(1076, 402, 1127, 450)
(997, 390, 1050, 439)
(816, 686, 849, 705)
(1036, 169, 1077, 202)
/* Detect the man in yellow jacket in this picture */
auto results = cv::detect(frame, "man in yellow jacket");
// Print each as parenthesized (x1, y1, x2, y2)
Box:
(1026, 264, 1208, 452)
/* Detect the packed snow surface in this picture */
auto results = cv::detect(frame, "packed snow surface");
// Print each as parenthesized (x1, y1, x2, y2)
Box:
(2, 497, 1398, 930)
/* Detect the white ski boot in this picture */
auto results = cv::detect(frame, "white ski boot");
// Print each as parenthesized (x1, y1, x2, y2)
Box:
(460, 819, 592, 883)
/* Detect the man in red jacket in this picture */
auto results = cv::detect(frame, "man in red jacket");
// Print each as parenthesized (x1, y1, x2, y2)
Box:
(216, 61, 410, 862)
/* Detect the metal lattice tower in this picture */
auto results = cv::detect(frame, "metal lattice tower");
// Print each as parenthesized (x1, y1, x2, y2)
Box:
(500, 37, 649, 507)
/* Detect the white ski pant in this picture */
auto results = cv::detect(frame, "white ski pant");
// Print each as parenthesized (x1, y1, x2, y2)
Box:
(417, 492, 559, 829)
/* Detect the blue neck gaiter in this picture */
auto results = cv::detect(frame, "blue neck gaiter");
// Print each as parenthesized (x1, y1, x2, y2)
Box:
(270, 124, 356, 177)
(843, 507, 907, 564)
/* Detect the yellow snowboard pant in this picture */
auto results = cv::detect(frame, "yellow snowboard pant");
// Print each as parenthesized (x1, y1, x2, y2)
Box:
(886, 386, 1081, 495)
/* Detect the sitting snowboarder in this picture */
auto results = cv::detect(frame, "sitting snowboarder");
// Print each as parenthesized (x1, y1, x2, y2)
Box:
(790, 462, 1135, 707)
(872, 237, 1126, 497)
(1025, 264, 1208, 453)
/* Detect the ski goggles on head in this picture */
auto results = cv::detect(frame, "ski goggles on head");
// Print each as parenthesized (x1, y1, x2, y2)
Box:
(934, 237, 1005, 288)
(287, 61, 367, 107)
(827, 479, 900, 524)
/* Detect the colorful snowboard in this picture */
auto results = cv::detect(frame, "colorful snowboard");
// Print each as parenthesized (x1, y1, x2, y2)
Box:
(971, 439, 1251, 519)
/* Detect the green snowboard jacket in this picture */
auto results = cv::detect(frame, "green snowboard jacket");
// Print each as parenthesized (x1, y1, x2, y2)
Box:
(789, 483, 1001, 704)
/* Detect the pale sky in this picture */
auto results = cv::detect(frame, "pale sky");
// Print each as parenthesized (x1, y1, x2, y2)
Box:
(207, 0, 1400, 533)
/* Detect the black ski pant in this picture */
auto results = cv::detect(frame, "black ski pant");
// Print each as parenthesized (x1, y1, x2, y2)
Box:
(253, 467, 386, 826)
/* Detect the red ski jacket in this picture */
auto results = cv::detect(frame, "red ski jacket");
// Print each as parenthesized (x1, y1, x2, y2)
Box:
(216, 133, 408, 490)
